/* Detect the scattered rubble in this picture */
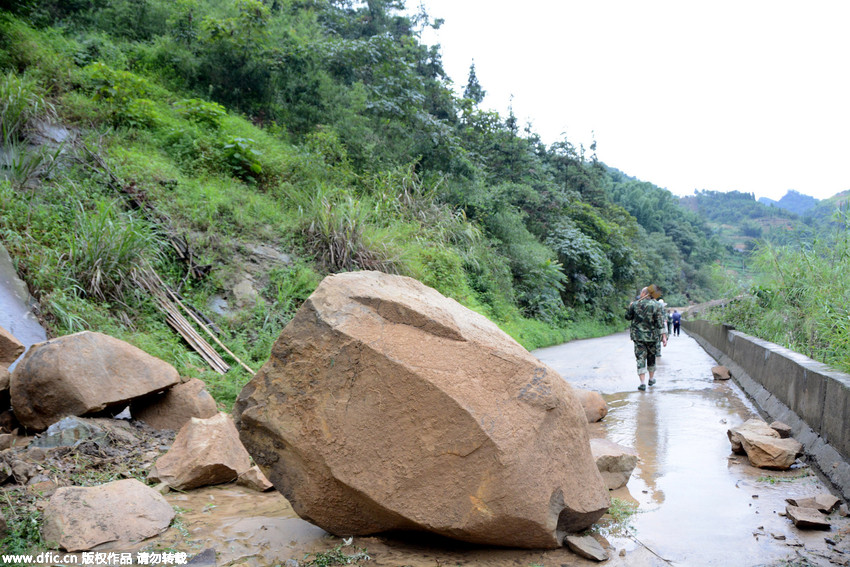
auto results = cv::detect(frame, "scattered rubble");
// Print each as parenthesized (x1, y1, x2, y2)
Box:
(787, 494, 841, 514)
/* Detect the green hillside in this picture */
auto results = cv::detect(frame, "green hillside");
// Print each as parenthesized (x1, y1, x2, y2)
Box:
(0, 0, 723, 407)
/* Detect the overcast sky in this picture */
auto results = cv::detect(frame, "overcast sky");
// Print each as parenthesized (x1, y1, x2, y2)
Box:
(413, 0, 850, 202)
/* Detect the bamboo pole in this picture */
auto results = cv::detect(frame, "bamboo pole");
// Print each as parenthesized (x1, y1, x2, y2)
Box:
(148, 269, 256, 375)
(143, 276, 230, 374)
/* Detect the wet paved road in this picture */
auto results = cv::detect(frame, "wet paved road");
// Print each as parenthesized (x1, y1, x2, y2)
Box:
(535, 330, 848, 566)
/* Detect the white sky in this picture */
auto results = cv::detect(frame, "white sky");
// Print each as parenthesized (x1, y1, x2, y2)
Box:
(413, 0, 850, 201)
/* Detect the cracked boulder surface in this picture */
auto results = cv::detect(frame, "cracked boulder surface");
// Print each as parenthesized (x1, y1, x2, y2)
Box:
(234, 270, 608, 548)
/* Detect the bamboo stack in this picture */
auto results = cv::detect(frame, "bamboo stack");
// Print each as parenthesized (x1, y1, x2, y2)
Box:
(138, 270, 230, 374)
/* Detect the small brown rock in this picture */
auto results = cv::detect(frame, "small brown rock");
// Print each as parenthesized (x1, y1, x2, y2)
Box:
(0, 432, 19, 451)
(711, 365, 731, 380)
(565, 534, 609, 561)
(132, 378, 218, 431)
(153, 413, 252, 491)
(769, 421, 792, 439)
(785, 505, 831, 530)
(590, 438, 638, 490)
(574, 388, 608, 423)
(236, 465, 273, 492)
(728, 419, 779, 454)
(10, 459, 36, 484)
(41, 478, 174, 551)
(0, 326, 24, 368)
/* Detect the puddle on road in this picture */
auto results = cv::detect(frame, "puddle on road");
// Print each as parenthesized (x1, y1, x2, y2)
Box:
(543, 331, 850, 566)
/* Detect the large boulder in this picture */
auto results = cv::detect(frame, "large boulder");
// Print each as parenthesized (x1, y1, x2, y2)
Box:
(131, 378, 218, 431)
(151, 412, 252, 491)
(41, 478, 174, 551)
(0, 326, 24, 368)
(10, 331, 180, 431)
(234, 271, 609, 549)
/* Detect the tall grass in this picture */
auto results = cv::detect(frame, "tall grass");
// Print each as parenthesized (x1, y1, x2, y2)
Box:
(707, 210, 850, 372)
(66, 199, 164, 305)
(0, 71, 51, 145)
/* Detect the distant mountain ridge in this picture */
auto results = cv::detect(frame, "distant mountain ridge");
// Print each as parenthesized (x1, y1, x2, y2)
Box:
(758, 190, 818, 215)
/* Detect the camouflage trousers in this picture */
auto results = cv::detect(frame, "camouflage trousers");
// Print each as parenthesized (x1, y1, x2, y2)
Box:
(633, 340, 659, 375)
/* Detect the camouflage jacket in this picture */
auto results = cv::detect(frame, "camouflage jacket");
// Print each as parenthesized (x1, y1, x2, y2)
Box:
(625, 297, 665, 342)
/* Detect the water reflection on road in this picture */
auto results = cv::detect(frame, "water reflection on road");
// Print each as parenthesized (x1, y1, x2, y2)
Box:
(535, 331, 845, 566)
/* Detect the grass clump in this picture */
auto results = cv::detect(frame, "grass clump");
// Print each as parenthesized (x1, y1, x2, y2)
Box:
(0, 492, 43, 558)
(590, 497, 640, 538)
(301, 544, 371, 567)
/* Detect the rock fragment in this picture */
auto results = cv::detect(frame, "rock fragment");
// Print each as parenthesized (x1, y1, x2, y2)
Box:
(785, 494, 840, 514)
(711, 365, 731, 380)
(574, 388, 608, 423)
(132, 378, 218, 431)
(41, 478, 174, 551)
(590, 438, 638, 490)
(728, 419, 802, 469)
(152, 413, 251, 491)
(769, 421, 792, 439)
(785, 505, 831, 530)
(0, 326, 24, 368)
(565, 534, 609, 561)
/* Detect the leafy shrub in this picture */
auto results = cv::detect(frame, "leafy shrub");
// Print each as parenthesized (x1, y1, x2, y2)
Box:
(221, 136, 263, 182)
(124, 98, 162, 129)
(174, 98, 226, 129)
(81, 61, 160, 126)
(407, 244, 472, 301)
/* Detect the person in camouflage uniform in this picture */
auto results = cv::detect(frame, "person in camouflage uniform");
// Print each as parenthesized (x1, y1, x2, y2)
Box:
(625, 286, 668, 391)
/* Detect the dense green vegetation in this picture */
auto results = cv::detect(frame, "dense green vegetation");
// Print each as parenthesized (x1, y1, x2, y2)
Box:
(0, 0, 724, 409)
(705, 207, 850, 374)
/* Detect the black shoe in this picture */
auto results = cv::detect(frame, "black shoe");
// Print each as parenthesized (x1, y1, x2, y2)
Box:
(638, 384, 646, 391)
(648, 378, 656, 386)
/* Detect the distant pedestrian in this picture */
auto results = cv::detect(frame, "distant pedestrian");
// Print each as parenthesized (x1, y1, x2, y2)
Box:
(626, 285, 667, 391)
(672, 309, 682, 336)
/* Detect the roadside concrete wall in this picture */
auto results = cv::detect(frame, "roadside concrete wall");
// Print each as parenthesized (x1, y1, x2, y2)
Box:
(683, 319, 850, 501)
